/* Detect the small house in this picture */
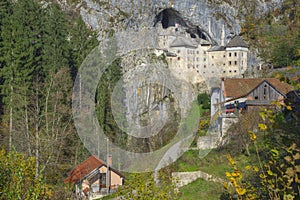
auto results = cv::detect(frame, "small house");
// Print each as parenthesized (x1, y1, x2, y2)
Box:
(64, 155, 124, 198)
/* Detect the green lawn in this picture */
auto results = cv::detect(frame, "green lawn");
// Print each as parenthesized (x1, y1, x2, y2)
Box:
(170, 147, 256, 178)
(179, 178, 224, 200)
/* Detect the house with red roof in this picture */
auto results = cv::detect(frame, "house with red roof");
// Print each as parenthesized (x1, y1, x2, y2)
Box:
(65, 155, 124, 198)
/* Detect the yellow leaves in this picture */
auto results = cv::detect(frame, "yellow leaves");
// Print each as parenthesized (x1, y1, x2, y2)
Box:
(274, 73, 282, 79)
(248, 131, 257, 141)
(236, 187, 247, 195)
(226, 172, 232, 177)
(286, 105, 292, 110)
(223, 182, 229, 190)
(226, 154, 235, 166)
(267, 170, 274, 176)
(253, 166, 259, 172)
(245, 165, 251, 170)
(260, 173, 267, 179)
(271, 149, 279, 157)
(284, 194, 294, 200)
(259, 111, 266, 121)
(258, 123, 267, 131)
(0, 150, 52, 199)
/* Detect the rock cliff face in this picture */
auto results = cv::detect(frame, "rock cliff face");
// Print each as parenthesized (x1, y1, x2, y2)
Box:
(78, 0, 283, 45)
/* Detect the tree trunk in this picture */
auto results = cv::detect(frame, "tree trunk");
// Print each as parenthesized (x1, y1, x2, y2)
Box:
(9, 85, 13, 152)
(25, 99, 31, 156)
(35, 90, 40, 178)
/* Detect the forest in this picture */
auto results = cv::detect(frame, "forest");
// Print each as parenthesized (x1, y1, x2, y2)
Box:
(0, 0, 98, 198)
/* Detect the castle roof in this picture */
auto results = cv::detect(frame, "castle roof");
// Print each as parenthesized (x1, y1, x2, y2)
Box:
(226, 35, 248, 48)
(170, 36, 197, 48)
(207, 46, 225, 52)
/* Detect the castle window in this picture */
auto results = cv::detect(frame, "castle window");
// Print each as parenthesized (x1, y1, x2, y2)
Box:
(223, 71, 226, 73)
(223, 55, 226, 58)
(204, 58, 206, 61)
(212, 56, 214, 59)
(234, 61, 237, 65)
(234, 52, 237, 57)
(197, 70, 199, 73)
(178, 57, 180, 61)
(204, 65, 206, 68)
(177, 50, 180, 54)
(197, 51, 199, 54)
(229, 53, 232, 57)
(229, 70, 232, 73)
(229, 61, 232, 65)
(234, 70, 237, 73)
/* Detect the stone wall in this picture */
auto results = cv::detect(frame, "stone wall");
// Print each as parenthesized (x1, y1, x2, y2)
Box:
(172, 170, 225, 188)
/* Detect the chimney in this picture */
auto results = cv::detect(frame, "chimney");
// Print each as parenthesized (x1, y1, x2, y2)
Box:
(108, 155, 112, 167)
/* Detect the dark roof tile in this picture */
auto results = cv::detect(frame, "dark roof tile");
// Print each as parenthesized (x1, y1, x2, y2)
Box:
(226, 36, 248, 48)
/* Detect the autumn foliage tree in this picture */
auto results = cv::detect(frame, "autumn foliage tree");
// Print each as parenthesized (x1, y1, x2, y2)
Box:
(0, 149, 52, 200)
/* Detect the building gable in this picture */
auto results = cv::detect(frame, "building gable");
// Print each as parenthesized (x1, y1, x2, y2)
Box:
(246, 80, 286, 101)
(223, 78, 293, 100)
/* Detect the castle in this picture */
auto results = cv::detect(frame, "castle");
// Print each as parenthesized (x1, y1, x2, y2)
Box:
(156, 23, 249, 84)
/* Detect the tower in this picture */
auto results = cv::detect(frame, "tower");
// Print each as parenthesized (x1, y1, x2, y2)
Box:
(221, 24, 225, 46)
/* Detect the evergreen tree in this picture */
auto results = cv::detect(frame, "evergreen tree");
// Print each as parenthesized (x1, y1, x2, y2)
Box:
(68, 16, 98, 79)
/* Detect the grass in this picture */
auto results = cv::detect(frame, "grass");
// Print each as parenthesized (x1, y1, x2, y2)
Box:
(179, 178, 224, 200)
(169, 147, 256, 178)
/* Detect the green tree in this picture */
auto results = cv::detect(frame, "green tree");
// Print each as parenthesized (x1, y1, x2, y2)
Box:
(68, 16, 98, 79)
(197, 93, 210, 109)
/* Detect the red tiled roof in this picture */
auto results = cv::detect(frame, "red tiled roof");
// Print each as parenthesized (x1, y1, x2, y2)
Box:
(64, 155, 104, 184)
(224, 78, 293, 98)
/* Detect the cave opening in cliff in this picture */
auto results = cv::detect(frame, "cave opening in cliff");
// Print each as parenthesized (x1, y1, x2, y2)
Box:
(154, 8, 208, 41)
(154, 8, 187, 28)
